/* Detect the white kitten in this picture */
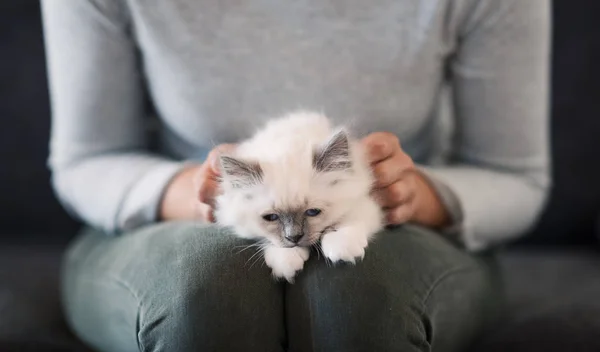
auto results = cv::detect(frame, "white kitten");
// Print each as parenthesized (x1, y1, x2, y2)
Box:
(214, 111, 384, 282)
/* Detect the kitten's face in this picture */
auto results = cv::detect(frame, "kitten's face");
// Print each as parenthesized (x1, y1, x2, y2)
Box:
(216, 130, 360, 247)
(242, 190, 339, 247)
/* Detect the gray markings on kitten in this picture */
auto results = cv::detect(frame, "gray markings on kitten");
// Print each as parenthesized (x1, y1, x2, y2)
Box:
(279, 208, 308, 244)
(219, 156, 263, 188)
(313, 130, 352, 173)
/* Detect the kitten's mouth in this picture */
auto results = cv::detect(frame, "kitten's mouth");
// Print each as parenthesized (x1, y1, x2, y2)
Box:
(281, 240, 312, 248)
(278, 225, 338, 248)
(281, 239, 315, 248)
(282, 243, 300, 248)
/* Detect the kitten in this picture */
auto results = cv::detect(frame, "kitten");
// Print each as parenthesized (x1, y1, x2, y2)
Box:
(214, 111, 384, 282)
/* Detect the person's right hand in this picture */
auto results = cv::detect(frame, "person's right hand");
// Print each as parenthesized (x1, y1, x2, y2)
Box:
(159, 144, 236, 222)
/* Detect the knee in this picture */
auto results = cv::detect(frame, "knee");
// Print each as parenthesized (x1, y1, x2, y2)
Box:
(133, 222, 284, 351)
(287, 225, 493, 352)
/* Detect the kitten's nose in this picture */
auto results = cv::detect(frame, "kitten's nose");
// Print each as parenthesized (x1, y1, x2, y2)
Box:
(285, 234, 303, 244)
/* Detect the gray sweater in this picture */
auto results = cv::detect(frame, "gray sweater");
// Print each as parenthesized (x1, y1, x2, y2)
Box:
(41, 0, 550, 250)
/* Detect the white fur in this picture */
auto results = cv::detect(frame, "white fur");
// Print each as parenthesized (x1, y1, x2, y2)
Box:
(214, 111, 384, 281)
(263, 246, 310, 282)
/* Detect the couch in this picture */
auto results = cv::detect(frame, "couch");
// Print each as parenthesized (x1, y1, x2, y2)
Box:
(1, 1, 599, 351)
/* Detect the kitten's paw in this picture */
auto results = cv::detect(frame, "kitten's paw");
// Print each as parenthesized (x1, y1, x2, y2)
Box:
(321, 228, 369, 264)
(264, 246, 310, 283)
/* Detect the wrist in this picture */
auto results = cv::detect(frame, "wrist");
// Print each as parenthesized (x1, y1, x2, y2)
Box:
(410, 171, 451, 229)
(159, 164, 202, 221)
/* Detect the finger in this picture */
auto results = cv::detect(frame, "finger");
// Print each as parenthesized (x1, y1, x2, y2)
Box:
(372, 181, 415, 208)
(193, 201, 215, 223)
(361, 132, 399, 164)
(197, 177, 221, 207)
(192, 163, 212, 190)
(371, 154, 413, 188)
(386, 205, 414, 225)
(208, 144, 237, 175)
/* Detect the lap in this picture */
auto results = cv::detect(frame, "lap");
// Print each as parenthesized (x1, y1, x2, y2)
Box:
(62, 222, 500, 352)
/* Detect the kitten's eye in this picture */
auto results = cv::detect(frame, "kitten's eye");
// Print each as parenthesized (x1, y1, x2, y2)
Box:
(262, 213, 279, 222)
(305, 208, 322, 217)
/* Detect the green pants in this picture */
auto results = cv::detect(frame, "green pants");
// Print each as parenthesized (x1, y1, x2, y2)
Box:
(61, 222, 501, 352)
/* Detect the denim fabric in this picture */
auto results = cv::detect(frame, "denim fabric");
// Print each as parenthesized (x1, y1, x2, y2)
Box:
(61, 222, 500, 352)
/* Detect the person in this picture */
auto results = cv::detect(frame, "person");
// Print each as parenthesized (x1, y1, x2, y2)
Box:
(41, 0, 550, 351)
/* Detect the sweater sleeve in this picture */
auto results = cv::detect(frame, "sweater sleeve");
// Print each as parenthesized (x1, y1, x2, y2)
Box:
(41, 0, 188, 234)
(420, 0, 552, 251)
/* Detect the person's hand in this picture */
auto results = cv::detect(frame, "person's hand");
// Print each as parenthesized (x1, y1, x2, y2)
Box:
(193, 144, 237, 221)
(361, 132, 450, 229)
(159, 144, 236, 222)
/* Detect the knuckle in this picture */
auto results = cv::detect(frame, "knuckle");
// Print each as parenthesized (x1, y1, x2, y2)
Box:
(373, 164, 391, 186)
(207, 144, 231, 161)
(197, 186, 209, 203)
(382, 131, 399, 144)
(197, 181, 215, 204)
(372, 189, 386, 206)
(367, 140, 387, 158)
(399, 153, 414, 168)
(387, 206, 412, 224)
(372, 131, 397, 143)
(192, 173, 205, 191)
(365, 133, 398, 159)
(207, 147, 222, 159)
(194, 170, 207, 188)
(386, 209, 402, 224)
(372, 141, 385, 155)
(388, 182, 405, 201)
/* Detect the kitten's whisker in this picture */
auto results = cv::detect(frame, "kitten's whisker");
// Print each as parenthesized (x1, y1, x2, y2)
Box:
(312, 241, 322, 260)
(233, 242, 263, 255)
(248, 248, 265, 270)
(316, 242, 326, 263)
(315, 242, 333, 267)
(245, 247, 265, 268)
(245, 241, 269, 269)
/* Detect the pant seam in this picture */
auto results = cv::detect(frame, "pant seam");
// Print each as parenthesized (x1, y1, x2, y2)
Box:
(75, 274, 144, 351)
(103, 275, 145, 352)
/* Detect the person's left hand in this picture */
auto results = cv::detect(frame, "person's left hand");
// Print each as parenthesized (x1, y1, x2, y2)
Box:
(361, 132, 450, 228)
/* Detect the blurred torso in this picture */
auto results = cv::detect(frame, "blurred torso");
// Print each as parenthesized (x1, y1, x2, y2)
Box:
(127, 0, 460, 161)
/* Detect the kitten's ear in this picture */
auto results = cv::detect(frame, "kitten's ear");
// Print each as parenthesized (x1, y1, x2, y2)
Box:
(219, 155, 263, 188)
(313, 130, 352, 172)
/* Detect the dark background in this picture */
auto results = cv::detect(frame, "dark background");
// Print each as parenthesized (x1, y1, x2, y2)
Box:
(0, 1, 599, 246)
(1, 2, 80, 243)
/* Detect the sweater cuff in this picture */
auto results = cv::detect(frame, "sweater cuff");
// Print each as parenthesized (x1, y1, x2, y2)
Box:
(416, 165, 476, 250)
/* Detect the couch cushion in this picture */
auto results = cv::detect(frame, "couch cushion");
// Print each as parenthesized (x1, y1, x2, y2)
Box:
(0, 244, 91, 351)
(472, 248, 600, 352)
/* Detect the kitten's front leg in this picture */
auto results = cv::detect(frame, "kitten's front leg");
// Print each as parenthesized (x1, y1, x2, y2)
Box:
(320, 225, 368, 264)
(321, 198, 382, 264)
(263, 245, 310, 283)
